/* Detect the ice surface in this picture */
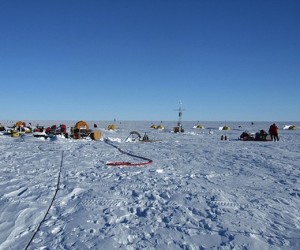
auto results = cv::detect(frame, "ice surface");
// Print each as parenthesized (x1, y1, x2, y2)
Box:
(0, 120, 299, 249)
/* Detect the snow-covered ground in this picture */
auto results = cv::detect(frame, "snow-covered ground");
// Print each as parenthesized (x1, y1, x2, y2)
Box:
(0, 121, 299, 249)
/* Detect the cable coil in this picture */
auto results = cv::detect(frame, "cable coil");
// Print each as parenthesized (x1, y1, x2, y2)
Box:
(104, 139, 153, 166)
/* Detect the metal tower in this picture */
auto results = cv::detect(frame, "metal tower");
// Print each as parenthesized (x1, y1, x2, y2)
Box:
(174, 100, 185, 132)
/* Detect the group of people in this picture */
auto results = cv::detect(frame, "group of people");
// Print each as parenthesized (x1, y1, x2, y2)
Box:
(269, 123, 279, 141)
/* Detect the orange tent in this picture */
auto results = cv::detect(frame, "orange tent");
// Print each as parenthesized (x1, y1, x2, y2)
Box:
(75, 121, 90, 130)
(15, 121, 25, 127)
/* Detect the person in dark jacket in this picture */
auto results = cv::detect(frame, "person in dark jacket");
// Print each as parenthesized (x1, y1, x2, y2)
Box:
(269, 123, 279, 141)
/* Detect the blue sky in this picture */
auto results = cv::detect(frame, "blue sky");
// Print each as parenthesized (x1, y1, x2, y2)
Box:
(0, 0, 299, 121)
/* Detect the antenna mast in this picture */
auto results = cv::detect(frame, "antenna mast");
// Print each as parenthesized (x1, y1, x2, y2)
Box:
(174, 100, 185, 133)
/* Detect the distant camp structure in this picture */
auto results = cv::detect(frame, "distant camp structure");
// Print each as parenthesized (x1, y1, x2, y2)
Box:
(150, 124, 157, 129)
(71, 121, 91, 139)
(8, 121, 32, 137)
(15, 121, 26, 128)
(173, 101, 184, 133)
(194, 124, 204, 129)
(1, 120, 102, 140)
(14, 121, 31, 133)
(219, 125, 231, 131)
(71, 120, 102, 140)
(150, 122, 164, 130)
(173, 126, 184, 133)
(288, 125, 297, 130)
(157, 124, 164, 130)
(283, 125, 297, 130)
(107, 124, 117, 131)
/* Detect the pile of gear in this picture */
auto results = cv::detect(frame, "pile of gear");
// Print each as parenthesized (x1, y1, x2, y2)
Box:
(240, 123, 280, 142)
(4, 121, 32, 137)
(70, 121, 102, 140)
(33, 124, 68, 139)
(240, 130, 270, 141)
(0, 120, 103, 141)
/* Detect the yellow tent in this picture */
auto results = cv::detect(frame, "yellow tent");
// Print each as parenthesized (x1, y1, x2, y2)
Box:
(196, 124, 204, 129)
(107, 124, 117, 130)
(157, 125, 164, 129)
(288, 125, 297, 130)
(222, 126, 230, 130)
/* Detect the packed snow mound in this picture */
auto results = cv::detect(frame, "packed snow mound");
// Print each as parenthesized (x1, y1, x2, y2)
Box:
(106, 137, 123, 143)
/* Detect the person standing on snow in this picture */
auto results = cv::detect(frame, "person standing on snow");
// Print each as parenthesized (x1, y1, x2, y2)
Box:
(269, 123, 279, 141)
(142, 132, 149, 141)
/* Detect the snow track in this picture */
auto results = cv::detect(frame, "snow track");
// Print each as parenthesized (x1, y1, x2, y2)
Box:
(24, 150, 64, 250)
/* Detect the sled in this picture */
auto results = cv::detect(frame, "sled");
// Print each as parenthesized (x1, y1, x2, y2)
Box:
(33, 132, 48, 139)
(140, 139, 162, 143)
(241, 137, 272, 142)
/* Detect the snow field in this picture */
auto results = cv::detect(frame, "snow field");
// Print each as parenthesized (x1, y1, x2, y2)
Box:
(0, 121, 299, 249)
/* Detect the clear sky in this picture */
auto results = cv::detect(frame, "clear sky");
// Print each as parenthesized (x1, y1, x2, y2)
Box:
(0, 0, 299, 121)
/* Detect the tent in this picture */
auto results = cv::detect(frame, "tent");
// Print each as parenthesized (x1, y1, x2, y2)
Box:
(15, 121, 26, 128)
(283, 125, 297, 130)
(288, 125, 297, 130)
(157, 125, 165, 130)
(219, 126, 230, 131)
(75, 121, 90, 130)
(107, 124, 117, 131)
(72, 121, 91, 139)
(196, 124, 204, 129)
